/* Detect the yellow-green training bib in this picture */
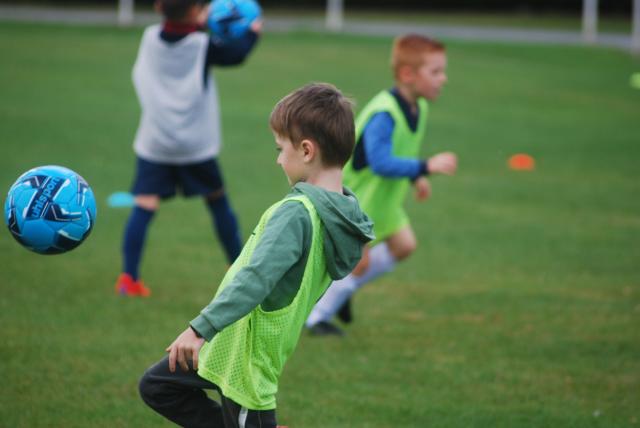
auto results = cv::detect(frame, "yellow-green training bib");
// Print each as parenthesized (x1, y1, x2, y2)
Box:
(197, 195, 330, 410)
(343, 91, 428, 242)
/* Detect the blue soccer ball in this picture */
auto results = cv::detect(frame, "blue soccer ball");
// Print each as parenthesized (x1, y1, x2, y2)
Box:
(208, 0, 261, 43)
(4, 165, 97, 254)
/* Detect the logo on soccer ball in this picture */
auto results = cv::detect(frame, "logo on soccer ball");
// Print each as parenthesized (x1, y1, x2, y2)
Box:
(208, 0, 261, 43)
(4, 166, 97, 254)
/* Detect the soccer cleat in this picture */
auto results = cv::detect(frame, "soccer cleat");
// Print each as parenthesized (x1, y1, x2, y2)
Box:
(337, 297, 353, 324)
(115, 273, 151, 297)
(308, 321, 344, 337)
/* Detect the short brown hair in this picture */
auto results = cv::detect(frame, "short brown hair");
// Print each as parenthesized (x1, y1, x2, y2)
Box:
(391, 34, 445, 78)
(157, 0, 204, 21)
(269, 83, 355, 168)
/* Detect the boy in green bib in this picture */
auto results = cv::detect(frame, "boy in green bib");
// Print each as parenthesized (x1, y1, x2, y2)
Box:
(306, 34, 457, 335)
(139, 83, 374, 427)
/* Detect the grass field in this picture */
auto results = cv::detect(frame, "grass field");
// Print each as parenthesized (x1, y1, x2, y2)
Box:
(1, 21, 639, 428)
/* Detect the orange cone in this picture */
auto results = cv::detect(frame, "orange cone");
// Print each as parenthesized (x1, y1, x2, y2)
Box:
(508, 153, 535, 171)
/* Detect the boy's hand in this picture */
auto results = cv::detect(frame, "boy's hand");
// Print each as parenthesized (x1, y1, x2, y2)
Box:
(250, 18, 263, 34)
(414, 176, 431, 201)
(166, 327, 205, 373)
(427, 152, 457, 175)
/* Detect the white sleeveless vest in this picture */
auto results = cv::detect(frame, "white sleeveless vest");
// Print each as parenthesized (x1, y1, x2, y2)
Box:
(132, 25, 221, 164)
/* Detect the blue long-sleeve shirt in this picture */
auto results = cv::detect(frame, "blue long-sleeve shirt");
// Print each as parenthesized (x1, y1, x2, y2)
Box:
(352, 89, 429, 180)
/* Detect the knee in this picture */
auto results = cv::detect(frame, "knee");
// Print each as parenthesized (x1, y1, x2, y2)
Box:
(135, 195, 159, 211)
(205, 189, 225, 203)
(392, 238, 417, 261)
(405, 237, 418, 256)
(138, 370, 154, 404)
(138, 369, 164, 409)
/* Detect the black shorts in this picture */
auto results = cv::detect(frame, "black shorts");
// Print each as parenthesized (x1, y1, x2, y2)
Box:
(131, 157, 225, 199)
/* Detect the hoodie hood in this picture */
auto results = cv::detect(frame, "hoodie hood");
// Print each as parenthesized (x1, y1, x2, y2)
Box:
(292, 182, 374, 280)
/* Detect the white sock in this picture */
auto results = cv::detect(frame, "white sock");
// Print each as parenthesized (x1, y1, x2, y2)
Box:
(306, 274, 358, 327)
(306, 242, 397, 327)
(353, 242, 396, 288)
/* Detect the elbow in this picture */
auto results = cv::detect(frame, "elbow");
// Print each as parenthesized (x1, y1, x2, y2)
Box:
(229, 53, 248, 65)
(220, 56, 246, 67)
(369, 161, 395, 177)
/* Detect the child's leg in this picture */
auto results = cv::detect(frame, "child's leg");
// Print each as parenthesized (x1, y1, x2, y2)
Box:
(305, 248, 370, 328)
(205, 189, 242, 264)
(348, 225, 416, 291)
(219, 395, 277, 428)
(384, 225, 417, 262)
(120, 156, 175, 288)
(122, 195, 159, 280)
(306, 225, 417, 327)
(139, 356, 225, 427)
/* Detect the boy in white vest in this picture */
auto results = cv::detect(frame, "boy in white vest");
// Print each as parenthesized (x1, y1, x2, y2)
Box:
(306, 34, 458, 335)
(139, 83, 374, 427)
(115, 0, 261, 296)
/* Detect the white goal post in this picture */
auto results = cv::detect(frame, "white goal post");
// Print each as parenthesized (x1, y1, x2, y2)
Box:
(582, 0, 598, 43)
(326, 0, 344, 31)
(118, 0, 134, 26)
(632, 0, 640, 54)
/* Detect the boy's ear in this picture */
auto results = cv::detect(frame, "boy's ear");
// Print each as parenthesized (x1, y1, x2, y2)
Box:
(154, 0, 163, 15)
(397, 64, 415, 84)
(300, 139, 317, 163)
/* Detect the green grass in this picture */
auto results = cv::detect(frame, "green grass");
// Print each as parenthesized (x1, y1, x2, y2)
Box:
(1, 22, 639, 427)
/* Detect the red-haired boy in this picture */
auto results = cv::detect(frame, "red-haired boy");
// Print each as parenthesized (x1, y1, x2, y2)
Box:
(307, 34, 458, 335)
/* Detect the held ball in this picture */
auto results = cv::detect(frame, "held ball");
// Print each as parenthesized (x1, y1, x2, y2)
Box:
(208, 0, 261, 43)
(4, 165, 97, 254)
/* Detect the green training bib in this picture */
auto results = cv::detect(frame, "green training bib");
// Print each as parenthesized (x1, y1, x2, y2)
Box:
(197, 195, 330, 410)
(344, 91, 428, 242)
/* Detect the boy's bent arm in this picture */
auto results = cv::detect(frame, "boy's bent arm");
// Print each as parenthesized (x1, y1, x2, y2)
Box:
(206, 30, 259, 67)
(363, 112, 427, 179)
(190, 202, 312, 341)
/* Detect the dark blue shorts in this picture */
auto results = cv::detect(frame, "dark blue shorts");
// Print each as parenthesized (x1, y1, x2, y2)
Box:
(131, 157, 225, 199)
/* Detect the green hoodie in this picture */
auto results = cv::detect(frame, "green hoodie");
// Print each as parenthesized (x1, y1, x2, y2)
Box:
(191, 182, 374, 341)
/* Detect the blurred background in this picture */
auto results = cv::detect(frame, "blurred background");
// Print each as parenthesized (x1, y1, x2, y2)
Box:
(1, 1, 639, 427)
(1, 0, 639, 51)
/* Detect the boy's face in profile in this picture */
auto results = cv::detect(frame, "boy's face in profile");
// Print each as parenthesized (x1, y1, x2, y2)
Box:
(274, 133, 307, 185)
(409, 51, 448, 101)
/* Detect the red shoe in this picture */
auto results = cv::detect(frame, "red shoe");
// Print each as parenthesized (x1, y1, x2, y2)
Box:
(115, 273, 151, 297)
